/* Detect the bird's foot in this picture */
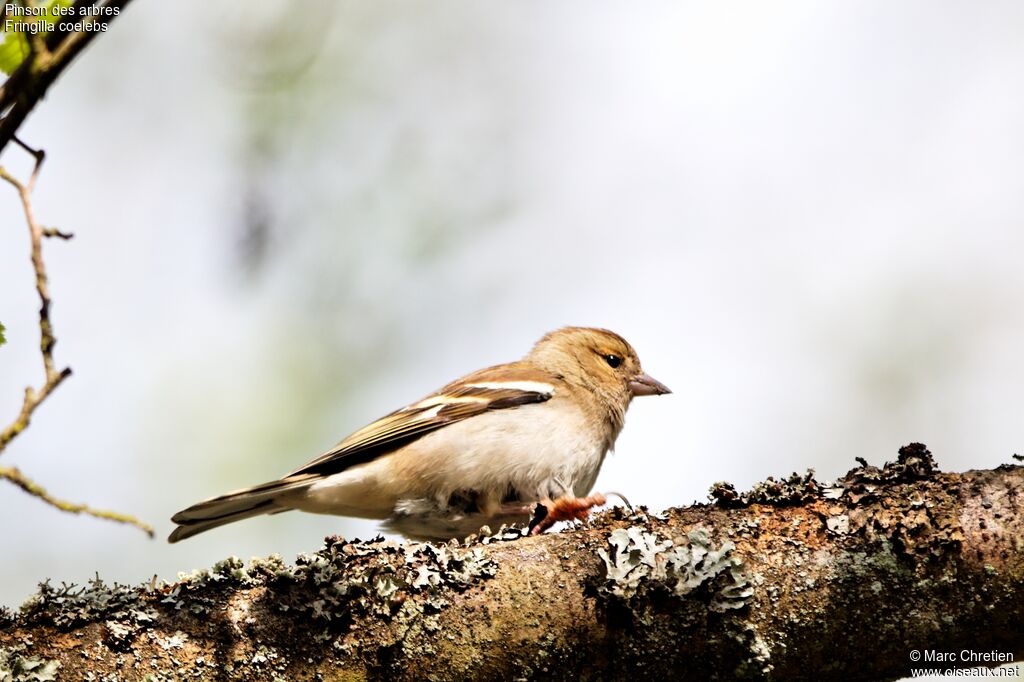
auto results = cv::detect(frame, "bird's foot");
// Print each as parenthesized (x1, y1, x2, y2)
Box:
(528, 492, 607, 535)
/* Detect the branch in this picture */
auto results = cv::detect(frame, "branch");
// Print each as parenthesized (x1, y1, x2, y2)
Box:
(0, 465, 153, 536)
(0, 143, 150, 537)
(0, 145, 72, 455)
(1, 445, 1021, 680)
(0, 0, 133, 156)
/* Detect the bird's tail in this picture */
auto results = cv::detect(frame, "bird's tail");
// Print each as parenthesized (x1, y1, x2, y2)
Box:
(168, 474, 315, 543)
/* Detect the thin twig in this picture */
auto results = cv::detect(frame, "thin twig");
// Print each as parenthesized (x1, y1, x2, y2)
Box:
(0, 145, 153, 537)
(0, 466, 154, 537)
(12, 134, 42, 159)
(8, 139, 75, 250)
(41, 226, 74, 239)
(0, 152, 68, 452)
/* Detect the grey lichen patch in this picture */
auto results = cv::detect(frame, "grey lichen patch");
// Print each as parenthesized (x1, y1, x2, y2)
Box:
(709, 442, 942, 511)
(149, 534, 499, 671)
(251, 535, 499, 671)
(730, 623, 773, 677)
(727, 518, 763, 541)
(596, 526, 753, 612)
(140, 674, 175, 682)
(159, 554, 289, 616)
(825, 446, 967, 559)
(459, 524, 527, 546)
(0, 644, 60, 682)
(6, 535, 499, 678)
(172, 554, 283, 590)
(837, 442, 938, 504)
(18, 577, 156, 634)
(709, 470, 821, 508)
(826, 515, 850, 535)
(845, 500, 965, 559)
(271, 535, 497, 626)
(154, 631, 186, 653)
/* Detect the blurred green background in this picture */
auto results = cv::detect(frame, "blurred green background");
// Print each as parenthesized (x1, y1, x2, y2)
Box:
(1, 1, 1023, 609)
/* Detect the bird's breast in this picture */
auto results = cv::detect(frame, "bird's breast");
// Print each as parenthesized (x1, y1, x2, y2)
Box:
(386, 400, 610, 503)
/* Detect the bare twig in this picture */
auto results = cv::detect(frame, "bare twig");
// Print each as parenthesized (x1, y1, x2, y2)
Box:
(41, 226, 74, 239)
(0, 150, 68, 453)
(0, 466, 154, 537)
(0, 145, 151, 537)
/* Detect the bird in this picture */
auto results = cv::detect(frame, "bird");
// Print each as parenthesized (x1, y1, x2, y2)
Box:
(168, 327, 670, 543)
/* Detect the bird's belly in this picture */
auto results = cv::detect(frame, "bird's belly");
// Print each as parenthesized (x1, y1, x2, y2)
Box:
(290, 457, 399, 519)
(389, 403, 608, 506)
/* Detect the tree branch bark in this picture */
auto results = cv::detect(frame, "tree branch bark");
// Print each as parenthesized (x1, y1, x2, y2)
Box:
(1, 445, 1021, 680)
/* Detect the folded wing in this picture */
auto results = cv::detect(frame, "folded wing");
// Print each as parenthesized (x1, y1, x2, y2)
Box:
(289, 366, 557, 478)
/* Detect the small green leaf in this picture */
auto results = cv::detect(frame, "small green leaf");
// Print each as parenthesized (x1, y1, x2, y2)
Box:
(0, 29, 31, 76)
(0, 321, 6, 346)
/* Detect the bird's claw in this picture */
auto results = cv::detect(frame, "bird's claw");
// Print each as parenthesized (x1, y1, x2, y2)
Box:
(528, 492, 608, 535)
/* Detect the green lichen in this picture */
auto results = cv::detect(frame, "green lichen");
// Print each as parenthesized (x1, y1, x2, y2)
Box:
(596, 526, 753, 612)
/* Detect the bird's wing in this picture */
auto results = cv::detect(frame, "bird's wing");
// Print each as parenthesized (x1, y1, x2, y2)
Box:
(287, 365, 557, 478)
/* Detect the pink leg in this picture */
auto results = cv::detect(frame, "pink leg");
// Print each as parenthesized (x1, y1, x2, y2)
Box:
(528, 493, 607, 536)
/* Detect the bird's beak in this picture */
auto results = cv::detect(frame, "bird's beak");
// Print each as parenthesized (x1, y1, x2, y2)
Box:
(629, 372, 672, 397)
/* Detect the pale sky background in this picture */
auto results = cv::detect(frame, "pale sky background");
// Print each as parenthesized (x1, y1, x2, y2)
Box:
(1, 0, 1023, 612)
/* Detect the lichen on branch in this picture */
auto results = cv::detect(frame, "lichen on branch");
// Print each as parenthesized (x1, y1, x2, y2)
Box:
(2, 445, 1022, 681)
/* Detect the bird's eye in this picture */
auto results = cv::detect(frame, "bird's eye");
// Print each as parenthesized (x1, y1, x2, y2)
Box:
(604, 354, 623, 368)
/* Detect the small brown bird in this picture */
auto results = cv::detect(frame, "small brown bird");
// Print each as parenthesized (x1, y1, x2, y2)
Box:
(169, 327, 670, 542)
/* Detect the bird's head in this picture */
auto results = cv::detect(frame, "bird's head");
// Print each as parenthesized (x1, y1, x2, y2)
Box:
(527, 327, 671, 399)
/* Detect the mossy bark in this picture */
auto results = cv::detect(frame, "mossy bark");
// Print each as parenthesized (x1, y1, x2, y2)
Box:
(2, 448, 1022, 681)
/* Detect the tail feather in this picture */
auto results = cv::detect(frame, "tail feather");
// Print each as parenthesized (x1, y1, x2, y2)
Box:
(168, 474, 316, 543)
